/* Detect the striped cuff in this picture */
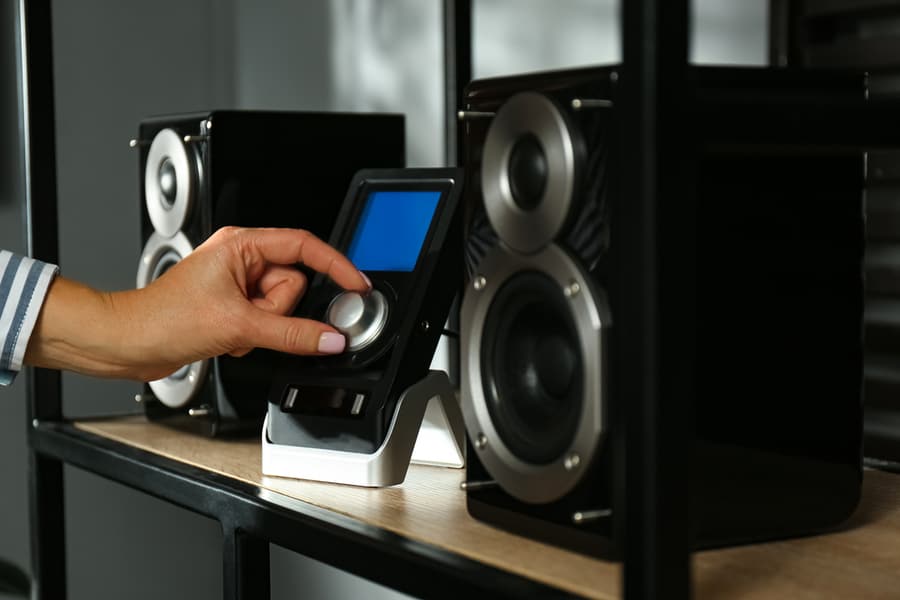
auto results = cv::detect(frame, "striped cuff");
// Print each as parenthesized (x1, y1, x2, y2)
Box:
(0, 250, 59, 385)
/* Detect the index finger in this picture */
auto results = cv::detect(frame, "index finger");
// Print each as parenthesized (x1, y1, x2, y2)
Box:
(242, 228, 370, 292)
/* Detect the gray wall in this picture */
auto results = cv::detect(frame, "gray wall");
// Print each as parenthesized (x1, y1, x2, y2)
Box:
(53, 0, 234, 419)
(474, 0, 767, 79)
(233, 0, 334, 111)
(48, 2, 237, 596)
(0, 2, 767, 599)
(0, 0, 29, 591)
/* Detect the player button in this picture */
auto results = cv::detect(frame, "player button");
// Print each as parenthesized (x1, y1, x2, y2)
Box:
(326, 289, 389, 351)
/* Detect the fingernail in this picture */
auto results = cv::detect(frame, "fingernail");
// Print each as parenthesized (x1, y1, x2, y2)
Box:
(318, 332, 346, 354)
(360, 272, 372, 289)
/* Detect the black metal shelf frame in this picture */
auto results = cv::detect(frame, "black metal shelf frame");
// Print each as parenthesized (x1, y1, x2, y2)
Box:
(18, 0, 703, 598)
(32, 420, 570, 600)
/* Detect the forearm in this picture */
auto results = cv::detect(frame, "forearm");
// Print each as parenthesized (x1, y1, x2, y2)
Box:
(24, 276, 149, 380)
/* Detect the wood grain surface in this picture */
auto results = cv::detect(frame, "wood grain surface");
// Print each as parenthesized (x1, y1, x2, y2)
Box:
(75, 418, 900, 599)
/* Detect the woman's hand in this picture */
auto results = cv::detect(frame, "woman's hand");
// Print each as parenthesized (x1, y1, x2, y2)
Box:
(24, 227, 369, 381)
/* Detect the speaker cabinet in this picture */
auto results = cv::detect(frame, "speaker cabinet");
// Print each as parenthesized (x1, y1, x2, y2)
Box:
(136, 110, 404, 436)
(460, 66, 865, 556)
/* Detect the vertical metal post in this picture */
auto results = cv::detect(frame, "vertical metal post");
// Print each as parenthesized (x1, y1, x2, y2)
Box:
(222, 525, 270, 600)
(443, 0, 471, 169)
(769, 0, 794, 67)
(620, 1, 693, 599)
(443, 0, 472, 386)
(17, 0, 65, 598)
(25, 454, 65, 600)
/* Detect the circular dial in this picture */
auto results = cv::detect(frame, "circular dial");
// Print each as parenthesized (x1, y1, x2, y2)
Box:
(326, 289, 389, 351)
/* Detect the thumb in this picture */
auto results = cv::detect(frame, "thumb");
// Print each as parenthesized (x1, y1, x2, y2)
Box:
(247, 309, 347, 356)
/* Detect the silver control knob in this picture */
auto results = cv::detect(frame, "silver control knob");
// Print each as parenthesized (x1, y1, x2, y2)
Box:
(326, 289, 389, 351)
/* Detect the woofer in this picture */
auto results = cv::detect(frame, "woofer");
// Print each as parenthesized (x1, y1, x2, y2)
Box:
(461, 243, 608, 504)
(481, 270, 583, 465)
(136, 231, 208, 408)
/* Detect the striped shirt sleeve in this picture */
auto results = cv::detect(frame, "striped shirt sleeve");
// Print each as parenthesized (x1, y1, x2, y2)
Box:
(0, 250, 59, 385)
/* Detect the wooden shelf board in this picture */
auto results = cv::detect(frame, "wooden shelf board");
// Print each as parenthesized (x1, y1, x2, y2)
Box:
(74, 417, 900, 599)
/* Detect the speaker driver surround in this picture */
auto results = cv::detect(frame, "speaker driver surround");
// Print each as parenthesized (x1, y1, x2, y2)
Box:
(145, 128, 197, 238)
(481, 92, 577, 254)
(137, 230, 208, 408)
(461, 243, 608, 504)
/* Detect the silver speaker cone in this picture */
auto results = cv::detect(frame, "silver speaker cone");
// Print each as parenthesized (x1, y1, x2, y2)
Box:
(144, 128, 196, 238)
(137, 231, 208, 409)
(461, 243, 608, 504)
(481, 92, 577, 255)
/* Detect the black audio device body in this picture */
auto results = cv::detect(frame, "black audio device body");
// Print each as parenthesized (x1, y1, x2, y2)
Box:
(266, 168, 464, 454)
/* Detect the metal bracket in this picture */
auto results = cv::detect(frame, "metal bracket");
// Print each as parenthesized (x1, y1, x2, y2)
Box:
(262, 370, 465, 487)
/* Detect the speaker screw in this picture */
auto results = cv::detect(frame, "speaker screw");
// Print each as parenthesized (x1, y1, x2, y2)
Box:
(189, 405, 212, 418)
(564, 452, 581, 471)
(458, 110, 495, 121)
(572, 508, 612, 525)
(420, 320, 430, 332)
(475, 433, 488, 450)
(473, 275, 487, 291)
(461, 480, 497, 491)
(205, 119, 213, 130)
(564, 281, 581, 298)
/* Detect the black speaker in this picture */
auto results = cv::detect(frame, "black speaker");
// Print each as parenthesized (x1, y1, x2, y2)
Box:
(459, 66, 865, 557)
(135, 110, 405, 436)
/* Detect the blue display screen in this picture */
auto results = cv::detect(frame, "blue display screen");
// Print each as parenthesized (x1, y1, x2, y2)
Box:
(346, 190, 442, 272)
